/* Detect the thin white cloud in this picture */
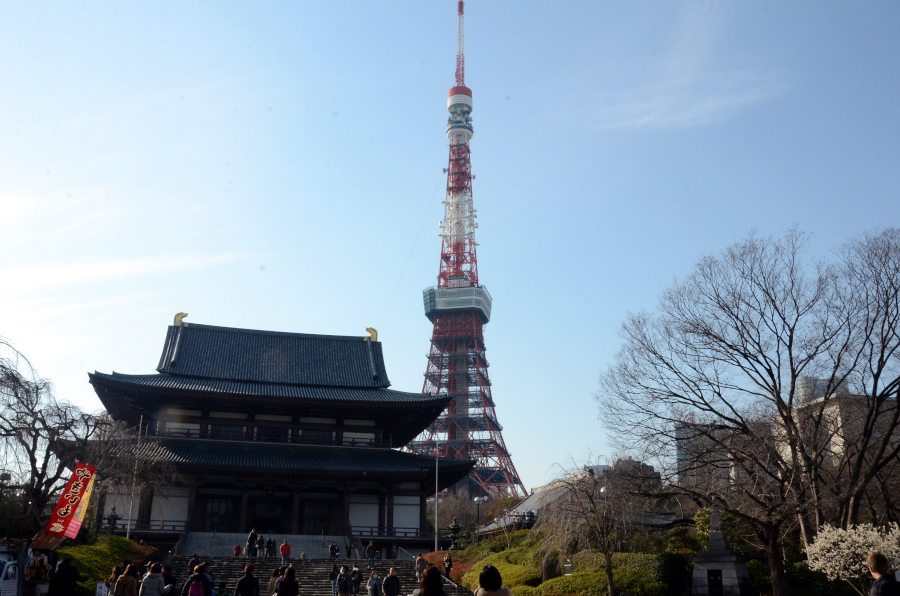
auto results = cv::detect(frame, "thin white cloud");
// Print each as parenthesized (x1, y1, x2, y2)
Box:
(0, 253, 250, 294)
(555, 2, 789, 130)
(589, 69, 788, 129)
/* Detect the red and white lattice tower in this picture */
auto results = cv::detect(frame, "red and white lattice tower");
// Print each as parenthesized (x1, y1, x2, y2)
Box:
(406, 1, 525, 499)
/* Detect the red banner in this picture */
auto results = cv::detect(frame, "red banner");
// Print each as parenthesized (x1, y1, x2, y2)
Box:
(43, 462, 97, 539)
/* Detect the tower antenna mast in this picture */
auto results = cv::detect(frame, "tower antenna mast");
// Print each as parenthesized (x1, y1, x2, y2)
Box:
(406, 1, 525, 500)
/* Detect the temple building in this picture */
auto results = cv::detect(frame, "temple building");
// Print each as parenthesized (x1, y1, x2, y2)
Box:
(89, 318, 473, 553)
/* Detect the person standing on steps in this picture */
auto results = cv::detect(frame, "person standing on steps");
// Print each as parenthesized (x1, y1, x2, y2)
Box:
(365, 542, 375, 569)
(279, 540, 291, 565)
(233, 564, 259, 596)
(366, 572, 381, 596)
(330, 542, 339, 560)
(299, 551, 307, 561)
(188, 557, 200, 577)
(346, 543, 352, 559)
(337, 567, 351, 596)
(351, 565, 362, 596)
(233, 546, 240, 557)
(415, 556, 427, 583)
(181, 563, 212, 596)
(246, 531, 258, 558)
(442, 554, 452, 578)
(256, 535, 266, 558)
(329, 564, 339, 596)
(381, 568, 399, 596)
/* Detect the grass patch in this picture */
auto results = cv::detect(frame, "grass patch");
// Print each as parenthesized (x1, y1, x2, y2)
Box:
(58, 536, 157, 595)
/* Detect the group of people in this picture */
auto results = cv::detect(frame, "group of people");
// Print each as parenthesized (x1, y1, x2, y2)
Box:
(329, 541, 353, 560)
(107, 560, 178, 596)
(240, 530, 288, 559)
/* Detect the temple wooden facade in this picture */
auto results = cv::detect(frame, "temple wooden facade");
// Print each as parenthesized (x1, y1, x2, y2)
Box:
(89, 320, 473, 549)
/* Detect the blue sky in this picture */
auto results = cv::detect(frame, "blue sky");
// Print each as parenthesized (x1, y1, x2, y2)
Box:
(1, 1, 898, 490)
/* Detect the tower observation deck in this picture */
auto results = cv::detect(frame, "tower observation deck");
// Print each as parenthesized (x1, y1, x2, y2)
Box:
(405, 1, 525, 499)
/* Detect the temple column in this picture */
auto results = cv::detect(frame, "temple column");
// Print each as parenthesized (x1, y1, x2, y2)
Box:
(341, 491, 351, 535)
(185, 483, 198, 532)
(291, 491, 301, 534)
(386, 492, 395, 536)
(377, 494, 386, 535)
(137, 486, 153, 530)
(419, 495, 427, 534)
(239, 488, 249, 533)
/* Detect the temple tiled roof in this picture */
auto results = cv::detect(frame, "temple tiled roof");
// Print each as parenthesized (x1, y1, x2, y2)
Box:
(89, 371, 439, 404)
(156, 323, 390, 387)
(125, 437, 474, 482)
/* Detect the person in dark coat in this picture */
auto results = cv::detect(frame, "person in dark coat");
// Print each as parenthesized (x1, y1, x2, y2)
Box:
(381, 568, 400, 596)
(161, 565, 177, 595)
(233, 564, 259, 596)
(868, 552, 900, 596)
(188, 557, 200, 577)
(329, 542, 339, 560)
(277, 568, 298, 596)
(246, 531, 258, 558)
(48, 559, 88, 596)
(365, 542, 375, 569)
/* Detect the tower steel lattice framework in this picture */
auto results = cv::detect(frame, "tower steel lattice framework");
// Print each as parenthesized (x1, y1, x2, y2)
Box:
(406, 1, 525, 499)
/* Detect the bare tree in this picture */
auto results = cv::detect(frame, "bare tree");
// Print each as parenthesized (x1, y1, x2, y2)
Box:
(0, 340, 172, 537)
(596, 229, 900, 596)
(537, 458, 642, 596)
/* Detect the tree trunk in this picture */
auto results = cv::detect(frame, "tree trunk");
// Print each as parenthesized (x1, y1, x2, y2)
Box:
(604, 551, 615, 596)
(766, 533, 790, 596)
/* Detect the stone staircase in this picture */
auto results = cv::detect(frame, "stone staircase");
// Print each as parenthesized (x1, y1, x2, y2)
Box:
(169, 556, 470, 596)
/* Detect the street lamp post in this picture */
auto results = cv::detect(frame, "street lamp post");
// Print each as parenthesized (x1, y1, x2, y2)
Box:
(473, 496, 488, 542)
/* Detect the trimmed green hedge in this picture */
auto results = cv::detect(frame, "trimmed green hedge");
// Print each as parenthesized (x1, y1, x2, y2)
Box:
(537, 570, 606, 596)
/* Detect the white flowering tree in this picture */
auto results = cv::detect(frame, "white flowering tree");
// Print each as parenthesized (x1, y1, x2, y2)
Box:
(807, 524, 900, 596)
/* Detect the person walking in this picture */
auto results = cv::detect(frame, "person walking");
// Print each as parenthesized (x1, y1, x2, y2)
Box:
(473, 565, 510, 596)
(412, 567, 446, 596)
(350, 565, 362, 596)
(140, 563, 167, 596)
(442, 554, 452, 578)
(337, 567, 351, 596)
(161, 565, 177, 596)
(188, 557, 200, 577)
(181, 563, 212, 596)
(114, 565, 139, 596)
(365, 542, 375, 569)
(233, 564, 259, 596)
(415, 556, 427, 583)
(279, 540, 291, 565)
(265, 569, 280, 596)
(329, 565, 339, 596)
(330, 542, 339, 560)
(366, 572, 381, 596)
(276, 569, 298, 596)
(868, 552, 900, 596)
(48, 559, 88, 596)
(381, 568, 399, 596)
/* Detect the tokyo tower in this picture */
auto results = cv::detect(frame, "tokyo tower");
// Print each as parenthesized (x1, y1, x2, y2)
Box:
(406, 1, 525, 499)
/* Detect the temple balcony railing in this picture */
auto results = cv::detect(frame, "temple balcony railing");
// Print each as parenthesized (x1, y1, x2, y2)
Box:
(110, 519, 186, 534)
(350, 526, 429, 539)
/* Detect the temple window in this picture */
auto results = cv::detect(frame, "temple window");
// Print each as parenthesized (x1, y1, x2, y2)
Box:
(299, 429, 334, 445)
(255, 426, 290, 443)
(343, 432, 376, 447)
(209, 424, 246, 440)
(165, 422, 201, 438)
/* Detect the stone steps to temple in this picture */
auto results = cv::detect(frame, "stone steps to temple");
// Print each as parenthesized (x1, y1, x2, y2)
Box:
(170, 556, 469, 596)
